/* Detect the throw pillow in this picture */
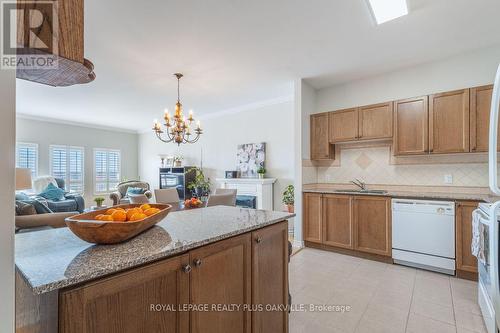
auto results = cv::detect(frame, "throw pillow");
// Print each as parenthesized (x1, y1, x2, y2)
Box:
(39, 183, 66, 201)
(19, 199, 53, 214)
(15, 192, 31, 201)
(126, 187, 145, 196)
(15, 201, 37, 216)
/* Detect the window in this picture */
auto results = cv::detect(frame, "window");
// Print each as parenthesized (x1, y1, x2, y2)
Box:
(94, 149, 121, 193)
(50, 145, 84, 194)
(16, 142, 38, 178)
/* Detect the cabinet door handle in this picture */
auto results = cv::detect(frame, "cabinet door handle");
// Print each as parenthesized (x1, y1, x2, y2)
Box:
(182, 264, 192, 273)
(255, 237, 263, 244)
(193, 259, 202, 267)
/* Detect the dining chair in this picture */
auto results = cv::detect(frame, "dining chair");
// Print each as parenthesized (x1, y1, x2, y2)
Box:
(128, 194, 150, 204)
(213, 188, 237, 205)
(206, 193, 236, 207)
(154, 188, 180, 204)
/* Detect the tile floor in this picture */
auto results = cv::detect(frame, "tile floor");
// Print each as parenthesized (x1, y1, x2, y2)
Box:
(289, 248, 487, 333)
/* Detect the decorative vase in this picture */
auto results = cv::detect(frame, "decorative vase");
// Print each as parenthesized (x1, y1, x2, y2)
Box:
(174, 160, 182, 167)
(287, 204, 294, 213)
(258, 173, 264, 179)
(96, 201, 103, 208)
(195, 187, 204, 197)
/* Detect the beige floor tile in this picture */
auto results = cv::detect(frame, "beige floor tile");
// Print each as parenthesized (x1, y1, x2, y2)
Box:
(361, 303, 408, 330)
(410, 297, 455, 325)
(453, 296, 482, 316)
(314, 305, 364, 333)
(370, 288, 412, 311)
(416, 269, 451, 283)
(406, 313, 457, 333)
(455, 311, 488, 333)
(355, 317, 406, 333)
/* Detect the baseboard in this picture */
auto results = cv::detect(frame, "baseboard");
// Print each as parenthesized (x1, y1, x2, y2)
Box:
(292, 240, 304, 249)
(304, 241, 393, 264)
(456, 269, 478, 281)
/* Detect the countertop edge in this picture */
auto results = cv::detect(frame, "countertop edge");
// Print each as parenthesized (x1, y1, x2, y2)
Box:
(24, 213, 295, 295)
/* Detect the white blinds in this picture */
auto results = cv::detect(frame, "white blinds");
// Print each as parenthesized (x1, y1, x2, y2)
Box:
(16, 143, 38, 178)
(50, 145, 84, 194)
(94, 149, 121, 193)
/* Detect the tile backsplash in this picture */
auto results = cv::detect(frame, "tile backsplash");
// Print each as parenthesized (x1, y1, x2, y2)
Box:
(310, 147, 488, 187)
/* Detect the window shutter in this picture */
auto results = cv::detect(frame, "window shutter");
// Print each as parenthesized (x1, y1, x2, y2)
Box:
(16, 143, 38, 178)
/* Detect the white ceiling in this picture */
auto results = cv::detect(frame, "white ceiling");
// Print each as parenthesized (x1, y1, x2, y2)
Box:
(16, 0, 500, 132)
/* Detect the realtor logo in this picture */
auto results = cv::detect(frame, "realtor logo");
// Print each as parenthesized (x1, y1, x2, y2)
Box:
(1, 0, 58, 69)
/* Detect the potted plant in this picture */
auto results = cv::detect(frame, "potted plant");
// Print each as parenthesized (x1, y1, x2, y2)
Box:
(173, 155, 183, 167)
(187, 167, 211, 198)
(282, 185, 294, 213)
(94, 197, 105, 208)
(257, 166, 266, 179)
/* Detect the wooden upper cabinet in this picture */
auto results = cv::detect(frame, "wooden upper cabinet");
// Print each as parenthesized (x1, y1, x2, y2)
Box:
(329, 108, 359, 143)
(429, 89, 470, 154)
(358, 102, 393, 140)
(470, 85, 500, 152)
(190, 233, 251, 333)
(353, 196, 391, 257)
(456, 201, 479, 274)
(322, 194, 353, 249)
(252, 222, 288, 333)
(303, 193, 322, 243)
(393, 96, 429, 155)
(310, 113, 334, 160)
(59, 254, 190, 333)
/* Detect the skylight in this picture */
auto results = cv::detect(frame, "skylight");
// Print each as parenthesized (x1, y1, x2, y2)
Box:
(366, 0, 408, 25)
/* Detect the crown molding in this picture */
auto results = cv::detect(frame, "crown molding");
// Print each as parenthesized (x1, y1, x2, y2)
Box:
(16, 113, 139, 134)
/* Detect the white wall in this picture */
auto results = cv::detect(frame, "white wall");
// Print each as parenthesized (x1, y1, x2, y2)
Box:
(16, 117, 139, 207)
(139, 101, 295, 210)
(0, 69, 15, 332)
(316, 44, 500, 113)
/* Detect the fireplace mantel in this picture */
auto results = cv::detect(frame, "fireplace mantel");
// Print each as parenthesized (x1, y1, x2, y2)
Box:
(216, 178, 277, 210)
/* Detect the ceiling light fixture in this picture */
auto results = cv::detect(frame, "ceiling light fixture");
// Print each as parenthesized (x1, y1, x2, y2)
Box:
(152, 73, 203, 145)
(366, 0, 408, 25)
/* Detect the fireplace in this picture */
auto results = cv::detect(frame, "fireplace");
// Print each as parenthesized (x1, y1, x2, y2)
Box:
(236, 195, 257, 209)
(216, 177, 277, 210)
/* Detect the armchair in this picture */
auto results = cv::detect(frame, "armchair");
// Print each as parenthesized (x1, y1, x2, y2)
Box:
(110, 180, 152, 206)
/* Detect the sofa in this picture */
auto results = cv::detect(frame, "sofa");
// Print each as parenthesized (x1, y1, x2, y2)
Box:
(110, 180, 152, 206)
(16, 211, 78, 232)
(32, 177, 85, 213)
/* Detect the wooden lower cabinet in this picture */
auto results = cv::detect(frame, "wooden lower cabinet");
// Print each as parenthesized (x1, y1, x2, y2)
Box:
(55, 223, 289, 333)
(353, 196, 392, 256)
(303, 193, 322, 243)
(59, 254, 190, 333)
(322, 194, 354, 249)
(456, 201, 480, 277)
(190, 233, 251, 333)
(303, 193, 391, 258)
(252, 223, 289, 333)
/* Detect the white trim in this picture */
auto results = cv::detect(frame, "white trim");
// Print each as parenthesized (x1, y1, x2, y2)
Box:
(49, 144, 85, 195)
(215, 178, 277, 185)
(16, 113, 138, 134)
(93, 148, 122, 195)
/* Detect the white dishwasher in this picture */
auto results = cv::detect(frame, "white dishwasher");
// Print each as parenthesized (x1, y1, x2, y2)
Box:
(392, 199, 455, 275)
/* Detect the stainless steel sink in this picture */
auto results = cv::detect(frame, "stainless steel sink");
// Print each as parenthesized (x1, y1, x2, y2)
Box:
(333, 189, 388, 194)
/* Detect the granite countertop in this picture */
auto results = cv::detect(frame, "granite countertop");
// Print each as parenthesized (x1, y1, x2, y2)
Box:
(16, 206, 295, 295)
(303, 187, 496, 202)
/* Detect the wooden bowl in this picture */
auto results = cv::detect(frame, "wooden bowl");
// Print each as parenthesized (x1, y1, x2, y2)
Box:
(65, 204, 172, 245)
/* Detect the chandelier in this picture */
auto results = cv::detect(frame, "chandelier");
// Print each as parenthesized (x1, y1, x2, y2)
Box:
(153, 73, 203, 145)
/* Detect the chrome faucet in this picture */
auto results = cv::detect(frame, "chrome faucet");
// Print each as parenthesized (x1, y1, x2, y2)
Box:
(351, 178, 366, 191)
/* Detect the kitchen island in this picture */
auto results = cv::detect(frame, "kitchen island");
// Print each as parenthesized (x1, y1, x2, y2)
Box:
(16, 206, 295, 333)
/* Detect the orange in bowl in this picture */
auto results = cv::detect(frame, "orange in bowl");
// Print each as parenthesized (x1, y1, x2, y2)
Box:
(95, 214, 105, 221)
(144, 208, 160, 216)
(100, 215, 114, 222)
(111, 210, 127, 222)
(126, 208, 141, 220)
(129, 212, 147, 222)
(106, 208, 116, 215)
(140, 204, 151, 212)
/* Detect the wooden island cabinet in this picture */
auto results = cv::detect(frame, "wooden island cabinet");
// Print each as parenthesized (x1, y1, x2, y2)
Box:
(17, 221, 290, 333)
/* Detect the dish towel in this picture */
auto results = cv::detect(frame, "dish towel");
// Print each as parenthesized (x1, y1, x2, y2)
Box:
(471, 211, 486, 265)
